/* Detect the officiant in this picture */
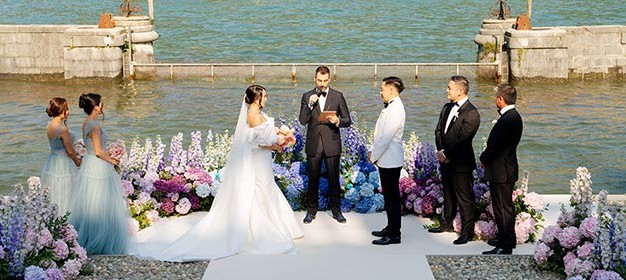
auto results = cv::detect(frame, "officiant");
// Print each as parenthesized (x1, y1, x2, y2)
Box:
(299, 66, 352, 224)
(368, 76, 406, 245)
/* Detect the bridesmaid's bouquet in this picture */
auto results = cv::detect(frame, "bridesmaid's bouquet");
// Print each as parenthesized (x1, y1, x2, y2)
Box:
(106, 140, 126, 173)
(73, 139, 87, 159)
(276, 125, 296, 148)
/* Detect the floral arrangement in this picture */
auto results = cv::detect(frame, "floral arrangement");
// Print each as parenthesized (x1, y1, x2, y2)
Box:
(534, 167, 625, 280)
(73, 139, 87, 159)
(106, 139, 126, 162)
(0, 177, 88, 279)
(276, 125, 296, 148)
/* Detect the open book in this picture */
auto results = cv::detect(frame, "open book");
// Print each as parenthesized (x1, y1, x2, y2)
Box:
(318, 111, 337, 122)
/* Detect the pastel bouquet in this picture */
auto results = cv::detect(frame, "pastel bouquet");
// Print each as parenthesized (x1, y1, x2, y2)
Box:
(106, 139, 126, 161)
(73, 138, 87, 158)
(276, 125, 296, 148)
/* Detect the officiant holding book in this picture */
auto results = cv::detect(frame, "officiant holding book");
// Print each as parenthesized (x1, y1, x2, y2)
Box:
(299, 66, 352, 224)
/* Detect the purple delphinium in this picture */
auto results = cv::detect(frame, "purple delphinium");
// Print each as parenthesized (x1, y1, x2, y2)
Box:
(414, 143, 439, 183)
(187, 131, 204, 169)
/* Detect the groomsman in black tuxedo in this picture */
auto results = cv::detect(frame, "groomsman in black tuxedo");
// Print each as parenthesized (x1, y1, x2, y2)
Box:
(368, 76, 406, 245)
(299, 66, 352, 224)
(430, 75, 480, 246)
(480, 85, 523, 255)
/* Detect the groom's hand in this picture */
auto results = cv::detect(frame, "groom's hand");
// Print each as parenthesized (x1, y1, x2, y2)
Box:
(309, 94, 319, 106)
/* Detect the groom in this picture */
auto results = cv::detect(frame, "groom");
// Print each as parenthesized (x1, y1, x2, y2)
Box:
(299, 66, 352, 224)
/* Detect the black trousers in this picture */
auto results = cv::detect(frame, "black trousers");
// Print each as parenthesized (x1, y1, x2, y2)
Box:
(441, 167, 475, 236)
(490, 182, 516, 249)
(306, 150, 341, 213)
(379, 166, 402, 236)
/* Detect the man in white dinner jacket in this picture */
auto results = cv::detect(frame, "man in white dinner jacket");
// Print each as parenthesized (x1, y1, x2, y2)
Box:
(368, 76, 406, 245)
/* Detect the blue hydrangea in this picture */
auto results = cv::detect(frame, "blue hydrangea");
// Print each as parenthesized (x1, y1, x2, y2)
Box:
(354, 172, 367, 186)
(24, 266, 47, 280)
(318, 196, 329, 210)
(357, 161, 377, 174)
(319, 178, 329, 195)
(345, 183, 354, 190)
(355, 197, 375, 213)
(359, 183, 374, 197)
(372, 193, 385, 211)
(345, 187, 361, 203)
(340, 198, 352, 213)
(368, 171, 380, 188)
(195, 183, 212, 198)
(285, 184, 302, 200)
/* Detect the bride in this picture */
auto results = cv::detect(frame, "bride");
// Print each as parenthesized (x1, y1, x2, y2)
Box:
(130, 85, 304, 262)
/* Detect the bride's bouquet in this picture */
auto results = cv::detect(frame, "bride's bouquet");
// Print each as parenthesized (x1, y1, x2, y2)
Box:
(276, 125, 296, 148)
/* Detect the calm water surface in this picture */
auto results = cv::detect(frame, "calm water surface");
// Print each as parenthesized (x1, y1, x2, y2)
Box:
(1, 79, 625, 194)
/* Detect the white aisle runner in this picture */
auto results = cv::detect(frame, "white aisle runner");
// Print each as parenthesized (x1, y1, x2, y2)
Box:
(201, 195, 571, 280)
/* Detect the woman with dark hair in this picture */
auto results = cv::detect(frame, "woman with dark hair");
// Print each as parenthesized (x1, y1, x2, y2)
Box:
(41, 97, 81, 215)
(131, 85, 303, 262)
(69, 93, 129, 255)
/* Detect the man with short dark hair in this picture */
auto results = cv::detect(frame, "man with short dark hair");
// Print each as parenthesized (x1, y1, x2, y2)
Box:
(481, 84, 523, 255)
(430, 75, 481, 246)
(299, 66, 352, 224)
(369, 76, 406, 245)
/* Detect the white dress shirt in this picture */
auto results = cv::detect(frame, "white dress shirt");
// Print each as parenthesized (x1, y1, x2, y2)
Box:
(309, 89, 328, 110)
(499, 104, 515, 115)
(369, 96, 406, 168)
(444, 96, 468, 134)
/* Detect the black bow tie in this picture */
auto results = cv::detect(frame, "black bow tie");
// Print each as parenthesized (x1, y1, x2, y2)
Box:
(384, 100, 394, 108)
(452, 102, 459, 107)
(317, 90, 327, 97)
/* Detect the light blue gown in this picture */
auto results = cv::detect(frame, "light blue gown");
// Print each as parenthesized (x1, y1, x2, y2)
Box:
(41, 124, 78, 215)
(70, 120, 128, 255)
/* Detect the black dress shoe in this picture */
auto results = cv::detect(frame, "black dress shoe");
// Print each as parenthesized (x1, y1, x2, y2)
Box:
(487, 239, 499, 247)
(371, 228, 388, 237)
(372, 235, 401, 245)
(332, 210, 346, 223)
(482, 247, 512, 255)
(453, 234, 471, 245)
(428, 225, 454, 233)
(303, 212, 316, 224)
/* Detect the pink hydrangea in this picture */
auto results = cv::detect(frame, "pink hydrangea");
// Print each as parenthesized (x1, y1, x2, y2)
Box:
(515, 212, 535, 244)
(53, 239, 69, 259)
(534, 241, 553, 264)
(523, 192, 544, 210)
(541, 225, 562, 245)
(62, 224, 78, 244)
(46, 268, 65, 280)
(579, 216, 598, 239)
(564, 258, 595, 277)
(558, 226, 582, 249)
(474, 220, 498, 240)
(421, 195, 438, 216)
(577, 241, 594, 259)
(399, 177, 416, 194)
(564, 251, 578, 265)
(557, 211, 575, 227)
(62, 259, 82, 279)
(453, 213, 462, 233)
(38, 227, 54, 248)
(72, 245, 88, 264)
(160, 198, 175, 214)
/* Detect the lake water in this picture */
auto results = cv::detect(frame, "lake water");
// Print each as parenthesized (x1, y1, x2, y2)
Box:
(0, 1, 625, 194)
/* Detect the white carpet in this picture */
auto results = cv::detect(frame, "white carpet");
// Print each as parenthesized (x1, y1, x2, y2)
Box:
(201, 195, 575, 280)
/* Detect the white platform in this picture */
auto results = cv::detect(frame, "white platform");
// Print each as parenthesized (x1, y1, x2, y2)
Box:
(201, 195, 572, 280)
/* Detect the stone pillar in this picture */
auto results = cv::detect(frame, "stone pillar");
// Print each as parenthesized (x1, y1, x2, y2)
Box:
(474, 18, 516, 82)
(63, 27, 126, 79)
(505, 28, 568, 80)
(113, 16, 159, 79)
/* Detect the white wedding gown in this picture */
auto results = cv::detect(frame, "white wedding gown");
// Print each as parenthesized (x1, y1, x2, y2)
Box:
(129, 102, 303, 262)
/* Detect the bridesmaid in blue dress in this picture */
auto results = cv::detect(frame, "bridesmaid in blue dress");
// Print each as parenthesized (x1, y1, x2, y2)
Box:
(70, 93, 129, 255)
(41, 97, 82, 215)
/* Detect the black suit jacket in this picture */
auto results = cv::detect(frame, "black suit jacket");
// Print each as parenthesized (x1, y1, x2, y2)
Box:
(435, 100, 481, 172)
(299, 87, 352, 157)
(480, 108, 523, 184)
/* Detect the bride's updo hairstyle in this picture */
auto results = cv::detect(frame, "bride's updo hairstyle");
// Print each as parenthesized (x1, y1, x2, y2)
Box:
(244, 85, 266, 106)
(46, 97, 69, 118)
(79, 93, 104, 119)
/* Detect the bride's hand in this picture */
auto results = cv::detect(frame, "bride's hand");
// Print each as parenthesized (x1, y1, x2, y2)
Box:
(274, 144, 285, 153)
(276, 135, 286, 145)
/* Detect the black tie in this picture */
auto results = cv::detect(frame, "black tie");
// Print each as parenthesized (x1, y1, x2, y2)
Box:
(318, 90, 327, 97)
(453, 102, 459, 107)
(384, 100, 394, 108)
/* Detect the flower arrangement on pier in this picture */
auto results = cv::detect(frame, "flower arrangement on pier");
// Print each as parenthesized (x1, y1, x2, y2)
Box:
(0, 177, 88, 279)
(534, 167, 626, 280)
(114, 112, 545, 244)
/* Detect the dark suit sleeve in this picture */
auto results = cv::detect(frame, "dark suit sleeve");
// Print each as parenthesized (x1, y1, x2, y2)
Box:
(435, 106, 446, 150)
(443, 108, 480, 159)
(336, 92, 352, 128)
(479, 120, 507, 164)
(299, 93, 312, 125)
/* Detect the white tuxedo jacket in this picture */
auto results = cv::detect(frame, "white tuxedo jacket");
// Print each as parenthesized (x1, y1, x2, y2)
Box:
(369, 96, 405, 168)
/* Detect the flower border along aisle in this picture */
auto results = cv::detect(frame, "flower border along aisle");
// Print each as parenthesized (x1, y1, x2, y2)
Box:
(534, 167, 626, 280)
(119, 113, 544, 244)
(0, 177, 88, 279)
